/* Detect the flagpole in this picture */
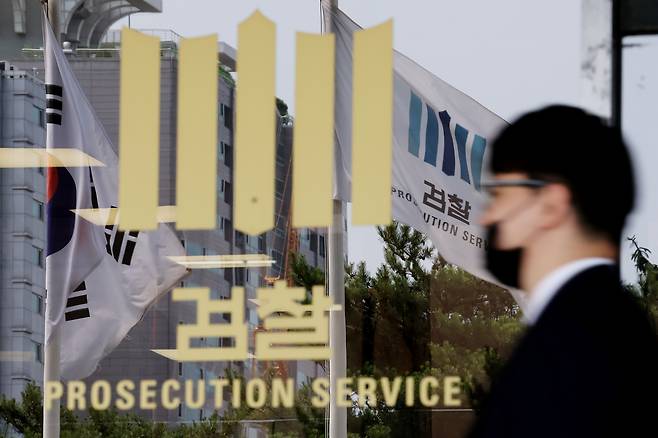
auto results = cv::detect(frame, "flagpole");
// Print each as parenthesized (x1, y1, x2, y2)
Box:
(322, 1, 348, 437)
(43, 1, 61, 437)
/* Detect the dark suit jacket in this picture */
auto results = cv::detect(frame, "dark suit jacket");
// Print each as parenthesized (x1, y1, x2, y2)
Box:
(469, 264, 658, 438)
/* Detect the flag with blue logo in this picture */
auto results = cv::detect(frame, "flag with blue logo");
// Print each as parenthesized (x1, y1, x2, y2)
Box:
(327, 6, 520, 289)
(43, 15, 188, 379)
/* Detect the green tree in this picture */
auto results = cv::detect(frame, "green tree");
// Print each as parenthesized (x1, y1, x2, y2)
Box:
(290, 252, 325, 294)
(325, 222, 521, 435)
(624, 236, 658, 331)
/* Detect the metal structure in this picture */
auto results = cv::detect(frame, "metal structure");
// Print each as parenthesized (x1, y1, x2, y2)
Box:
(0, 0, 161, 59)
(583, 0, 658, 128)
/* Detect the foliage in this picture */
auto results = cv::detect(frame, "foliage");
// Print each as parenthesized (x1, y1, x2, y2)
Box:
(624, 236, 658, 331)
(290, 252, 325, 294)
(338, 222, 522, 436)
(0, 383, 170, 438)
(218, 64, 235, 88)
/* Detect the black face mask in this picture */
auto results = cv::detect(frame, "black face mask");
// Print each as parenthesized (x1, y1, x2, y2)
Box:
(485, 224, 522, 289)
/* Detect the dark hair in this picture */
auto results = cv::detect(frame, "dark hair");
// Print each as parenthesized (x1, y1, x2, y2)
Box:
(490, 105, 635, 243)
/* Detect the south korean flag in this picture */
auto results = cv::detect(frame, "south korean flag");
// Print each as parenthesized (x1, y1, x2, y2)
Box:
(43, 11, 187, 380)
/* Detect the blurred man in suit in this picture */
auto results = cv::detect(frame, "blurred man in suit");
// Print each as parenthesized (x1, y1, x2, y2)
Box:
(470, 105, 658, 438)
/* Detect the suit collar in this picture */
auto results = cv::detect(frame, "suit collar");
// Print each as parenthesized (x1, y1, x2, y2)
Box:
(522, 258, 615, 325)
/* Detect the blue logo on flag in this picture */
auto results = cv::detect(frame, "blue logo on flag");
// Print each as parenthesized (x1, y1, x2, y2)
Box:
(407, 91, 487, 191)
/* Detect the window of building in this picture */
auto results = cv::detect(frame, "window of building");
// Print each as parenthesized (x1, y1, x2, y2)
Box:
(224, 181, 232, 205)
(32, 293, 43, 315)
(224, 144, 233, 168)
(235, 268, 245, 286)
(178, 403, 182, 417)
(223, 218, 233, 243)
(235, 230, 245, 248)
(223, 105, 233, 129)
(178, 362, 182, 376)
(32, 199, 44, 221)
(33, 105, 44, 128)
(258, 234, 266, 252)
(33, 341, 43, 363)
(319, 234, 326, 256)
(33, 246, 43, 268)
(310, 231, 318, 252)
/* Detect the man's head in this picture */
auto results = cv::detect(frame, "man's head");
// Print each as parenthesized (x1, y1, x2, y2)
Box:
(479, 105, 635, 289)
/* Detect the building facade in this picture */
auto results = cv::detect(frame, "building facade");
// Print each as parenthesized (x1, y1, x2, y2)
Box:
(0, 62, 48, 401)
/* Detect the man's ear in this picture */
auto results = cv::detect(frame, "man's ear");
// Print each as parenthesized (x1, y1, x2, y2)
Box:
(540, 183, 571, 229)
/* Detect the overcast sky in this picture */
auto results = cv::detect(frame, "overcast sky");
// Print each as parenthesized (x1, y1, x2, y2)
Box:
(113, 0, 657, 284)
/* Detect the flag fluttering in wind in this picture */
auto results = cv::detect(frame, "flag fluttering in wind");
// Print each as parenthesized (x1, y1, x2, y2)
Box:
(326, 6, 522, 297)
(43, 13, 187, 380)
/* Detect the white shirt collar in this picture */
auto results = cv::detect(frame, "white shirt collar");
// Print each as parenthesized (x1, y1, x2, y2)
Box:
(522, 257, 615, 325)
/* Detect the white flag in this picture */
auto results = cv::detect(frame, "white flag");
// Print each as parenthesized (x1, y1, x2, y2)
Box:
(327, 6, 526, 298)
(43, 14, 188, 379)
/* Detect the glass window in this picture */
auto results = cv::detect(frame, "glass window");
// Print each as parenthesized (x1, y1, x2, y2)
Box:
(33, 105, 44, 128)
(224, 181, 232, 205)
(223, 105, 233, 129)
(235, 267, 245, 286)
(224, 144, 233, 168)
(32, 293, 43, 315)
(33, 342, 43, 364)
(33, 246, 43, 268)
(310, 231, 318, 252)
(223, 218, 233, 242)
(235, 230, 245, 248)
(32, 199, 44, 221)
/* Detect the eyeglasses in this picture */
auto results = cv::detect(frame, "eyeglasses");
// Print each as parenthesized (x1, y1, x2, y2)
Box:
(480, 179, 548, 190)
